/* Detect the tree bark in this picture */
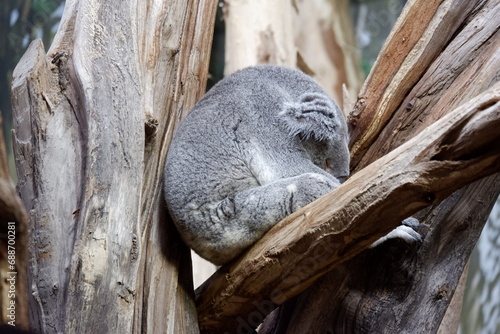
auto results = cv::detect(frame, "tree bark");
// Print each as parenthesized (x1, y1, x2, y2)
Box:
(197, 0, 500, 333)
(10, 1, 217, 333)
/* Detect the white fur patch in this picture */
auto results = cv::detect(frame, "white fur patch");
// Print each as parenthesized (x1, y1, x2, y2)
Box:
(287, 184, 297, 193)
(249, 145, 275, 184)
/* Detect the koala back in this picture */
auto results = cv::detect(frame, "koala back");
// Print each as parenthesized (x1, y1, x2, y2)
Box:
(164, 65, 350, 264)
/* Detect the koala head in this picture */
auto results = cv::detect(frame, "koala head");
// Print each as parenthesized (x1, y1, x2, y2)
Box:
(301, 135, 350, 182)
(279, 92, 350, 181)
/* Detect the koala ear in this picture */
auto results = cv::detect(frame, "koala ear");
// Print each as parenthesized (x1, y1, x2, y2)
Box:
(279, 93, 344, 141)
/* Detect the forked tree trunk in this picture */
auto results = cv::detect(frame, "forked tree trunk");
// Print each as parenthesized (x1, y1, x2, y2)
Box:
(11, 1, 218, 333)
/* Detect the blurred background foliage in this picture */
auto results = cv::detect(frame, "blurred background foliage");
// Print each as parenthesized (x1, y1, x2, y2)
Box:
(0, 1, 498, 333)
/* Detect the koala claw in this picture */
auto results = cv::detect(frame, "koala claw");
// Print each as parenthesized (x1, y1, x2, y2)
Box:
(402, 217, 421, 229)
(370, 220, 422, 248)
(391, 225, 422, 243)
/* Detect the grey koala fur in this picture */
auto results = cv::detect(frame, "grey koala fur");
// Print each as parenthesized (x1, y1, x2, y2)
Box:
(164, 65, 419, 265)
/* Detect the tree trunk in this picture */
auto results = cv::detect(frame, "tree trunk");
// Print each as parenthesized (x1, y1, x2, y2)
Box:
(292, 0, 363, 103)
(223, 0, 296, 75)
(196, 0, 500, 333)
(10, 1, 218, 333)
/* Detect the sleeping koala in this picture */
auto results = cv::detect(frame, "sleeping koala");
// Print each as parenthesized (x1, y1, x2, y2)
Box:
(164, 65, 419, 265)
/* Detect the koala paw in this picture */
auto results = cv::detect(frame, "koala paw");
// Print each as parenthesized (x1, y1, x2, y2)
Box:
(401, 217, 420, 229)
(289, 173, 340, 211)
(370, 218, 422, 248)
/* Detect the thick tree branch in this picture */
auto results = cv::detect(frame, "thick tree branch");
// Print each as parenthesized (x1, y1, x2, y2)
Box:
(354, 0, 500, 172)
(196, 83, 500, 332)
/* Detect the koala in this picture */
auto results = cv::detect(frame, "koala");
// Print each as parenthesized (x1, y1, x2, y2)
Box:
(164, 65, 419, 265)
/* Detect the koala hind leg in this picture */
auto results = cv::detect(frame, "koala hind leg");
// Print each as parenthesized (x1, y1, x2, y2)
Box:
(193, 172, 341, 265)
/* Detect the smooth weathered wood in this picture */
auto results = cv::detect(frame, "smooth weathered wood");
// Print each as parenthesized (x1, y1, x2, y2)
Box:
(224, 0, 363, 102)
(292, 0, 363, 101)
(11, 1, 217, 333)
(196, 82, 500, 332)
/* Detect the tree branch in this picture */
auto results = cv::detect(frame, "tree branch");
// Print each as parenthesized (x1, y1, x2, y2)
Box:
(196, 83, 500, 333)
